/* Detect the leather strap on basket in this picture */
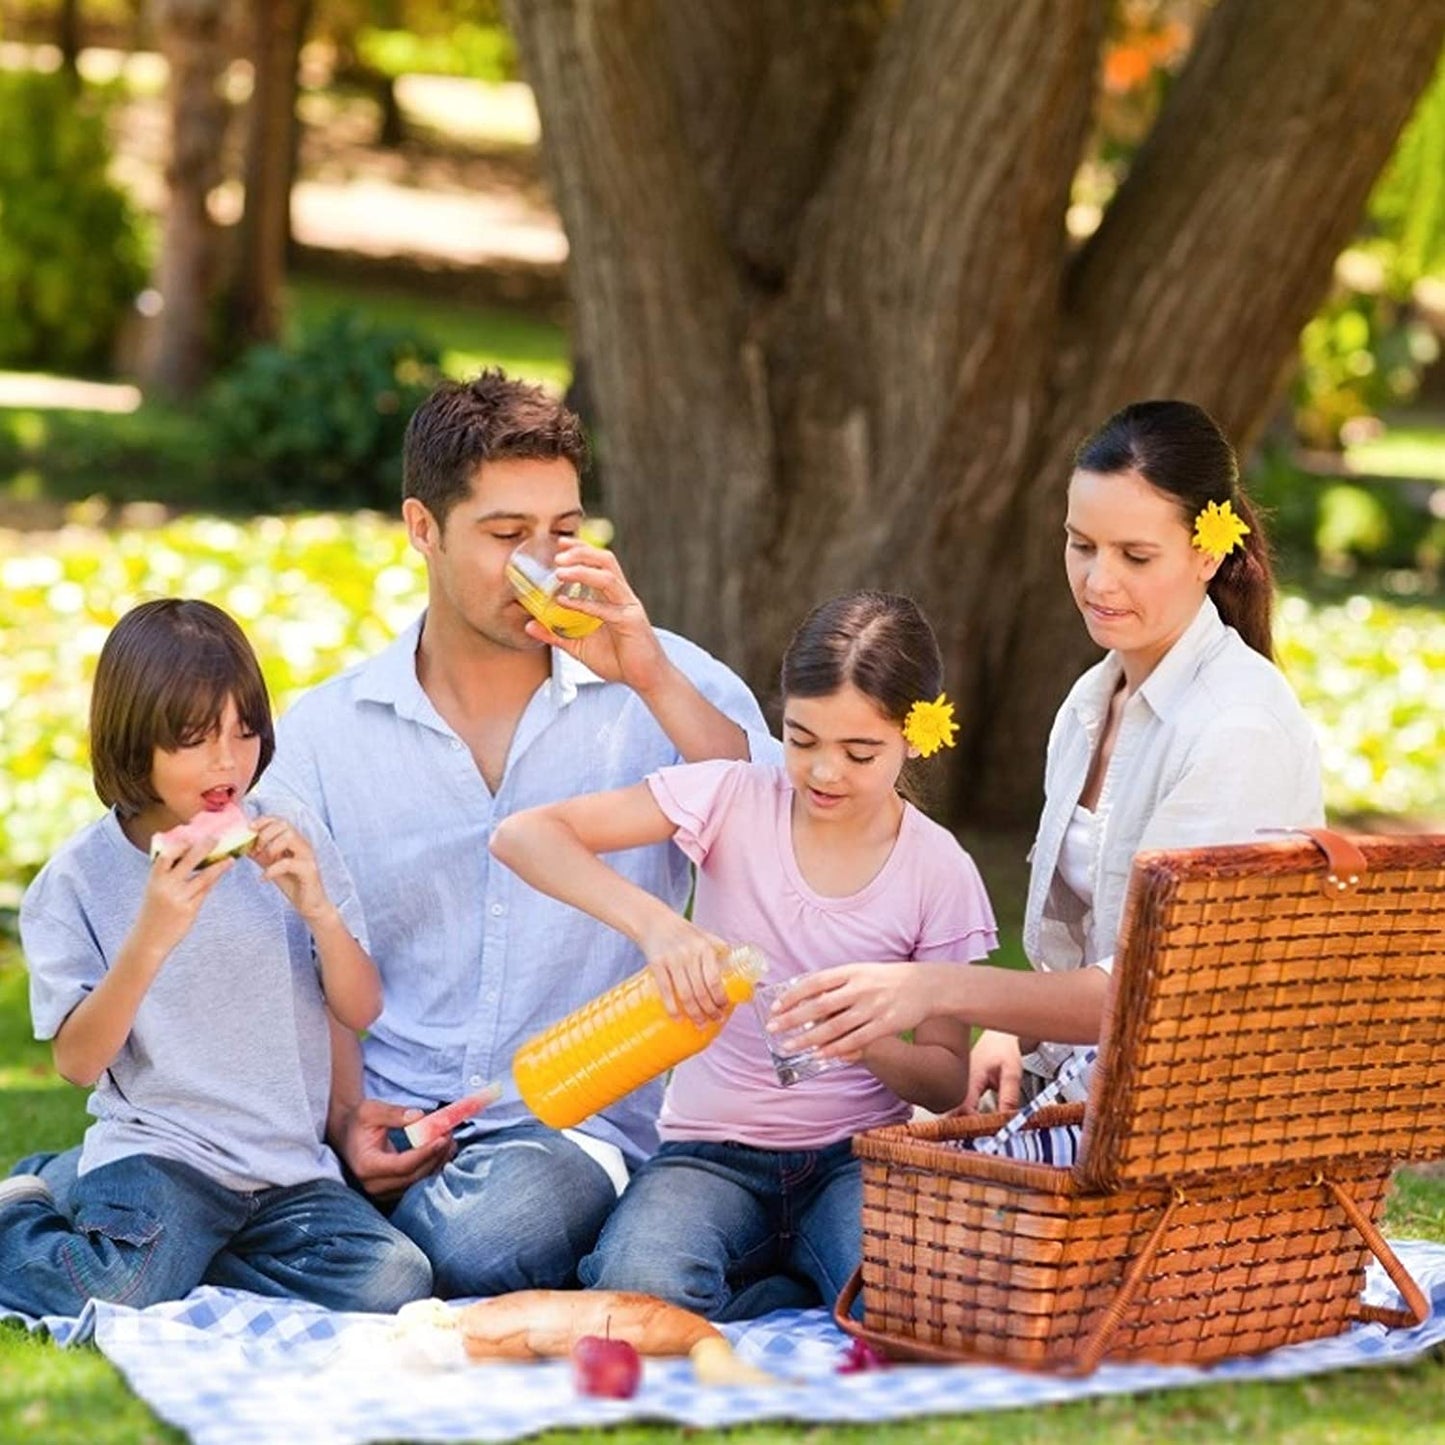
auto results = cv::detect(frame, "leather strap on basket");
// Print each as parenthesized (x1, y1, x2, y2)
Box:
(1323, 1176, 1431, 1329)
(1266, 826, 1368, 897)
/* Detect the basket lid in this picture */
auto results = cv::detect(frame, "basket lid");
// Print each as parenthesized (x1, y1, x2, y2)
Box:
(1075, 831, 1445, 1190)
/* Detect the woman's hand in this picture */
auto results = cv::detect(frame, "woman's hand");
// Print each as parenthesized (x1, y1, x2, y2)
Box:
(765, 963, 938, 1061)
(252, 815, 331, 923)
(960, 1029, 1023, 1113)
(134, 837, 234, 960)
(639, 915, 732, 1026)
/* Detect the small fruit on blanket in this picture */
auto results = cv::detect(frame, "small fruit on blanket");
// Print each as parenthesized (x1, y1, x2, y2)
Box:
(572, 1332, 642, 1399)
(689, 1335, 781, 1387)
(837, 1337, 889, 1373)
(149, 802, 258, 867)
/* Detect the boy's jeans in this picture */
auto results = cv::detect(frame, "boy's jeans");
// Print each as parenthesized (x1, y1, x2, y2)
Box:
(0, 1151, 432, 1317)
(579, 1137, 862, 1321)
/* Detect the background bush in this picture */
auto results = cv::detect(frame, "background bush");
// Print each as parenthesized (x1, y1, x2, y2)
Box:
(205, 310, 443, 511)
(0, 71, 148, 374)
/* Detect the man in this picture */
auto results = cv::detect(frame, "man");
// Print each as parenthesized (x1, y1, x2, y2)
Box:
(267, 370, 775, 1297)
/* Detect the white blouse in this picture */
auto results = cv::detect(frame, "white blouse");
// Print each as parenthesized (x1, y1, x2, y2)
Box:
(1057, 806, 1098, 905)
(1021, 597, 1325, 1080)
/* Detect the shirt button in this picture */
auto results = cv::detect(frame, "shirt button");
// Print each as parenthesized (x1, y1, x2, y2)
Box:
(451, 739, 463, 751)
(469, 1074, 484, 1088)
(490, 903, 504, 916)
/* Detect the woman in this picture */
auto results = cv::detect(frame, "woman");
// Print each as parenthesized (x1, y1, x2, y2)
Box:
(768, 399, 1325, 1111)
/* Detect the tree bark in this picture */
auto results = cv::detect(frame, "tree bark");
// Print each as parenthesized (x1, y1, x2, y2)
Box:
(143, 0, 234, 399)
(971, 0, 1445, 822)
(223, 0, 310, 351)
(511, 0, 1445, 825)
(57, 0, 83, 85)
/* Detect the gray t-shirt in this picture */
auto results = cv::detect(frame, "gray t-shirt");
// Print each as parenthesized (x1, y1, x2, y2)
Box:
(21, 787, 367, 1191)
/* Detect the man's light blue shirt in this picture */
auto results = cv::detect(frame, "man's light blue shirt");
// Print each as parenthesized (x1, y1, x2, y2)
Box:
(269, 614, 778, 1164)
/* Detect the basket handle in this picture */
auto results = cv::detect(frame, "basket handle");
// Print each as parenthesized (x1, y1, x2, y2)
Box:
(1064, 1188, 1185, 1376)
(1323, 1176, 1431, 1329)
(831, 1267, 1019, 1366)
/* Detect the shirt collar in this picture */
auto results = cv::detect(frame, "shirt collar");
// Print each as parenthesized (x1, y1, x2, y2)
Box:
(353, 612, 606, 718)
(1136, 596, 1225, 722)
(1067, 596, 1225, 735)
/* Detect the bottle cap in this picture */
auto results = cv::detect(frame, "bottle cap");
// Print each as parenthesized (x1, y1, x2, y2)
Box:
(724, 943, 768, 983)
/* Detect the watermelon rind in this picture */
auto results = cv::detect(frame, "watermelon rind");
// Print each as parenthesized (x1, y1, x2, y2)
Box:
(149, 826, 259, 868)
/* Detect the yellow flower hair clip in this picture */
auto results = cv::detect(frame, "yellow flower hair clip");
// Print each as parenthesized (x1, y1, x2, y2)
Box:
(902, 693, 958, 758)
(1192, 499, 1250, 559)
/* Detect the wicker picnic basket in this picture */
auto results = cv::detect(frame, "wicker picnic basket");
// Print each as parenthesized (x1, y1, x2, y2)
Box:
(836, 829, 1445, 1374)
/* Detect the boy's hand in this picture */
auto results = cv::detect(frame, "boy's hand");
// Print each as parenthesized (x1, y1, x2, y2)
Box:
(640, 916, 732, 1026)
(135, 837, 233, 959)
(251, 815, 330, 923)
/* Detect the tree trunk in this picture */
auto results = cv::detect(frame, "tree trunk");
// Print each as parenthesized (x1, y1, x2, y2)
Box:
(57, 0, 83, 85)
(510, 0, 1445, 826)
(223, 0, 310, 351)
(143, 0, 234, 399)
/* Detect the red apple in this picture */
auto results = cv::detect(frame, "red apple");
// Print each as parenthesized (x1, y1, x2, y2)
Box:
(571, 1333, 642, 1399)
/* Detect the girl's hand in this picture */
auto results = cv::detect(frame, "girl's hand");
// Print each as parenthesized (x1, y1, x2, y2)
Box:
(766, 963, 934, 1062)
(639, 915, 732, 1026)
(960, 1029, 1023, 1114)
(252, 815, 331, 923)
(135, 837, 234, 959)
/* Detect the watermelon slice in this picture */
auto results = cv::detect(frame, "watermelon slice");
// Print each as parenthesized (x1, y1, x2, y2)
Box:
(403, 1085, 501, 1148)
(149, 801, 258, 868)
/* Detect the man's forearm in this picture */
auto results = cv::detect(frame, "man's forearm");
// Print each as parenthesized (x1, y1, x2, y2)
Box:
(634, 659, 751, 763)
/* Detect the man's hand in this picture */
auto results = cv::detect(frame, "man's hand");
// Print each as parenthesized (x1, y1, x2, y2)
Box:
(334, 1097, 453, 1202)
(960, 1030, 1023, 1114)
(524, 542, 671, 696)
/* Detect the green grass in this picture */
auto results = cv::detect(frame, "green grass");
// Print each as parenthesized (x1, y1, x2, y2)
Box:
(1346, 424, 1445, 484)
(4, 935, 1445, 1444)
(286, 275, 570, 389)
(0, 279, 569, 514)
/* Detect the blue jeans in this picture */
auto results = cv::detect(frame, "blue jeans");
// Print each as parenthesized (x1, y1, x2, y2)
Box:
(0, 1151, 432, 1317)
(579, 1138, 861, 1321)
(386, 1121, 619, 1299)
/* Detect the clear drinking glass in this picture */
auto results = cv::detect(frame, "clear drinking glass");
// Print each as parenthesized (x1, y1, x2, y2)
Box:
(505, 536, 603, 639)
(752, 979, 853, 1087)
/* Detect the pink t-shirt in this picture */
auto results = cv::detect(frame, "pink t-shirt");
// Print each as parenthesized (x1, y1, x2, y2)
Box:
(648, 760, 997, 1149)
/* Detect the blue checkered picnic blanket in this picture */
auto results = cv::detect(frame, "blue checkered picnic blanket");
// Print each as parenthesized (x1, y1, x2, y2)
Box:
(7, 1240, 1445, 1444)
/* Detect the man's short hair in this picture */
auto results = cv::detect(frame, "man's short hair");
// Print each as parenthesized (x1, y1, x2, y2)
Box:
(402, 369, 589, 527)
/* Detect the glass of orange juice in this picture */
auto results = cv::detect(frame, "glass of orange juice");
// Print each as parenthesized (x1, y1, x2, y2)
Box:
(505, 537, 603, 639)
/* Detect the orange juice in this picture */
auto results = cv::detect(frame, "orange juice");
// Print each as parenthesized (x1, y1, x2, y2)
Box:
(505, 552, 603, 639)
(513, 945, 767, 1128)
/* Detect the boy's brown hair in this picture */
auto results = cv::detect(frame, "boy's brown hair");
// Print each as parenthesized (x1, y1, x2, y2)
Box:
(402, 368, 589, 528)
(90, 599, 274, 817)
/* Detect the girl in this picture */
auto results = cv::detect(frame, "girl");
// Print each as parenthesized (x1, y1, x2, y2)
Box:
(769, 400, 1325, 1155)
(0, 599, 432, 1316)
(490, 591, 996, 1319)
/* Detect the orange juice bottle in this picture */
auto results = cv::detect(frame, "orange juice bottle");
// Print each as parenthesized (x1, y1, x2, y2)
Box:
(513, 945, 767, 1128)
